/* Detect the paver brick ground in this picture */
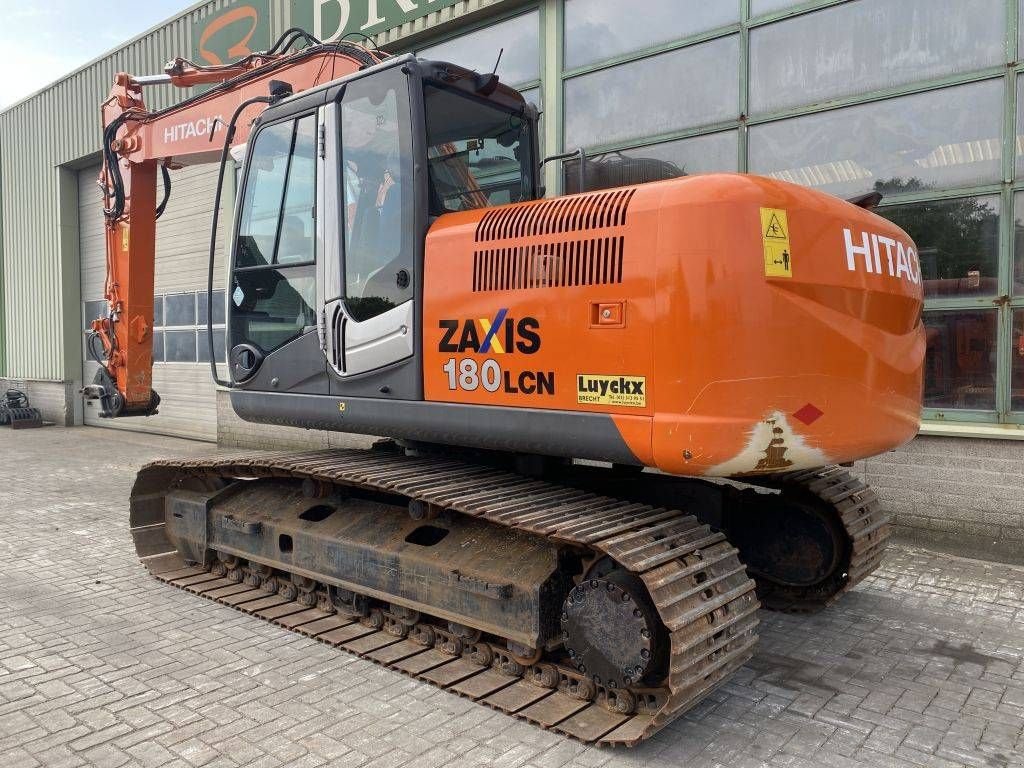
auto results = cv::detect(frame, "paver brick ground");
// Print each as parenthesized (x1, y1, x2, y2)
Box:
(2, 426, 1024, 767)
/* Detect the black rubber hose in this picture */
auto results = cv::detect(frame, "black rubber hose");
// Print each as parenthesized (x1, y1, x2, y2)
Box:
(266, 27, 321, 55)
(155, 164, 172, 219)
(86, 331, 107, 365)
(206, 93, 274, 388)
(102, 114, 131, 219)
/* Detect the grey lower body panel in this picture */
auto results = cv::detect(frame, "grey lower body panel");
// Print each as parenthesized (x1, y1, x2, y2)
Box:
(229, 390, 640, 465)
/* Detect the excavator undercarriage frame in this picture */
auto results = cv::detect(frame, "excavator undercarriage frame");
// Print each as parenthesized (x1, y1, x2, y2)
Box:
(131, 446, 887, 745)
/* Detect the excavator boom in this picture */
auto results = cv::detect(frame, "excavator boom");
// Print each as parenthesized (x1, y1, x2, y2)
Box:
(86, 37, 381, 416)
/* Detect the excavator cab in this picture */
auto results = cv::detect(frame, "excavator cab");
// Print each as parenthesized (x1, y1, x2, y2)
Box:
(226, 56, 540, 402)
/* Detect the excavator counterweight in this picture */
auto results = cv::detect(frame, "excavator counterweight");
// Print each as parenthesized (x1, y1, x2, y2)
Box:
(91, 29, 924, 745)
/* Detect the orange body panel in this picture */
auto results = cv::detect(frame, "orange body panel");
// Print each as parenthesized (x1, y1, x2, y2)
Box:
(423, 174, 924, 478)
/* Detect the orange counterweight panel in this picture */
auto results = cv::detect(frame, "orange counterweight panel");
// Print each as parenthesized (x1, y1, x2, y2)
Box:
(647, 174, 922, 476)
(422, 174, 923, 478)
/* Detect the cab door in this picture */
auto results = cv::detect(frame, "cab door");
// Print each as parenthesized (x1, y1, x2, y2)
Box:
(322, 64, 421, 399)
(228, 111, 327, 394)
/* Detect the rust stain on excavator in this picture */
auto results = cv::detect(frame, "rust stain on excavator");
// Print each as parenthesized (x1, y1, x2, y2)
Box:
(708, 411, 830, 477)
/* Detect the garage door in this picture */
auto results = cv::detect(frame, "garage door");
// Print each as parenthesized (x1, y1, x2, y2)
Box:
(80, 163, 230, 441)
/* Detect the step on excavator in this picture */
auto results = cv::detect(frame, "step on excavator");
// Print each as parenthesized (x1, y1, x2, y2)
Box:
(86, 29, 925, 746)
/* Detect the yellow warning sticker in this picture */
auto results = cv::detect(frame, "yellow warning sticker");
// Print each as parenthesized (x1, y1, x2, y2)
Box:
(576, 374, 646, 408)
(759, 207, 792, 278)
(121, 226, 130, 252)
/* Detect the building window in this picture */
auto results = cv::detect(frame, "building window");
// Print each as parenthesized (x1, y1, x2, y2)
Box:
(81, 291, 228, 366)
(164, 292, 197, 327)
(1013, 310, 1024, 411)
(748, 79, 1003, 199)
(147, 289, 227, 364)
(563, 130, 738, 194)
(748, 0, 1004, 115)
(165, 329, 198, 363)
(417, 10, 540, 87)
(563, 0, 739, 71)
(879, 196, 1000, 299)
(922, 311, 998, 410)
(563, 35, 740, 152)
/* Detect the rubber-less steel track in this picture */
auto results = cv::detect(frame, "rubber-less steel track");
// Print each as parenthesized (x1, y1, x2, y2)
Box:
(130, 448, 760, 746)
(741, 465, 891, 612)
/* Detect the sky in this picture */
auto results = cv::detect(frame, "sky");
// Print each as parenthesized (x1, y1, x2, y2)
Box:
(0, 0, 189, 108)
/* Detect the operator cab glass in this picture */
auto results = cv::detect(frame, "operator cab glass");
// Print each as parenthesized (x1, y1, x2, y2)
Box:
(424, 84, 535, 215)
(231, 115, 317, 359)
(339, 67, 415, 323)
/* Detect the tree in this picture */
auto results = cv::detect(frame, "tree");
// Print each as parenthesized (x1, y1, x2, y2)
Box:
(873, 178, 998, 295)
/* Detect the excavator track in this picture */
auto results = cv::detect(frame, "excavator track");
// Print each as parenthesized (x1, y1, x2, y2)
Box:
(739, 465, 891, 613)
(130, 447, 760, 746)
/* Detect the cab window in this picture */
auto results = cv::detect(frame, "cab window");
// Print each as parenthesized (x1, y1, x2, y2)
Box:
(340, 67, 414, 322)
(231, 115, 317, 354)
(424, 84, 533, 215)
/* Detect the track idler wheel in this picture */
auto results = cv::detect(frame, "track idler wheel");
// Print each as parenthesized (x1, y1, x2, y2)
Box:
(562, 570, 668, 690)
(727, 490, 846, 591)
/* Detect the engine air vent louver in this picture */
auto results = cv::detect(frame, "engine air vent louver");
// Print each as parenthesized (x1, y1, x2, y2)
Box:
(472, 236, 624, 292)
(474, 188, 636, 242)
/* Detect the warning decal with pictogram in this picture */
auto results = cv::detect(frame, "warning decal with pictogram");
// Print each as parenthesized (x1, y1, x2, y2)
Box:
(759, 207, 793, 278)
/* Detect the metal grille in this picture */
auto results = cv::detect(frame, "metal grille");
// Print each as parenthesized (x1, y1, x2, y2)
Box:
(474, 188, 636, 242)
(472, 236, 625, 292)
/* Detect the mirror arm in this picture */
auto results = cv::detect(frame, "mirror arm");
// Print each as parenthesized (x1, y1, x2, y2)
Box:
(539, 147, 587, 195)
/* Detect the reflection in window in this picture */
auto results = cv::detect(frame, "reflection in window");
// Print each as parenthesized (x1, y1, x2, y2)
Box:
(520, 87, 543, 148)
(1014, 192, 1024, 296)
(1013, 310, 1024, 411)
(198, 289, 227, 325)
(563, 131, 738, 194)
(198, 328, 227, 364)
(564, 35, 739, 151)
(340, 68, 414, 322)
(750, 0, 801, 16)
(237, 121, 293, 268)
(749, 80, 1002, 198)
(1015, 75, 1024, 178)
(164, 293, 196, 326)
(418, 11, 539, 86)
(165, 330, 197, 363)
(231, 264, 316, 354)
(153, 296, 163, 327)
(277, 118, 317, 265)
(878, 196, 999, 299)
(84, 300, 108, 327)
(153, 330, 164, 363)
(564, 0, 739, 70)
(424, 85, 533, 211)
(923, 311, 997, 410)
(231, 114, 320, 356)
(749, 0, 1003, 115)
(237, 116, 316, 268)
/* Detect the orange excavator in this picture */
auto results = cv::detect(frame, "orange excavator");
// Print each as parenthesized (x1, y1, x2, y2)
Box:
(87, 30, 924, 745)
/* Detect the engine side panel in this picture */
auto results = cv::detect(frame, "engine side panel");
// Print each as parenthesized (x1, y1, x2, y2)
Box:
(422, 189, 659, 422)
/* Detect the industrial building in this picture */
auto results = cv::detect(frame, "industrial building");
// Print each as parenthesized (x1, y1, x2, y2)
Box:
(0, 0, 1021, 559)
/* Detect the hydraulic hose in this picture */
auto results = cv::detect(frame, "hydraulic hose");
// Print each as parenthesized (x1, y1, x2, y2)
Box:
(206, 93, 274, 388)
(155, 164, 172, 219)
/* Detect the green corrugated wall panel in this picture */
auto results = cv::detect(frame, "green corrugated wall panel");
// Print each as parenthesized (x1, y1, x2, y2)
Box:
(0, 0, 501, 381)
